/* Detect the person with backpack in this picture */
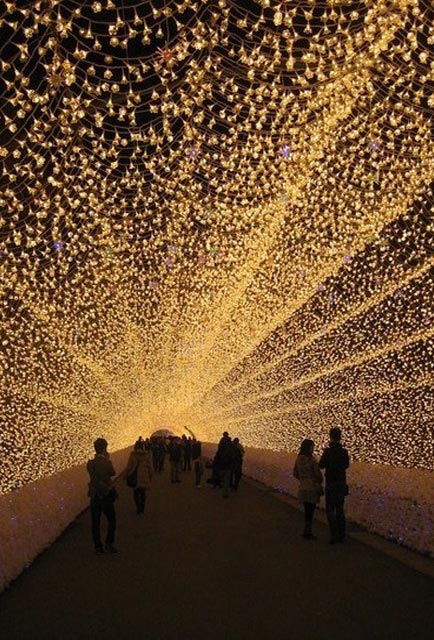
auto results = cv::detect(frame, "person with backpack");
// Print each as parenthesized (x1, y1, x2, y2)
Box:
(319, 427, 350, 544)
(125, 440, 153, 514)
(87, 438, 118, 554)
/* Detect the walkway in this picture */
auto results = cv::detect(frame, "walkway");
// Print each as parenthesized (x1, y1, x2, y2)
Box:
(0, 467, 433, 640)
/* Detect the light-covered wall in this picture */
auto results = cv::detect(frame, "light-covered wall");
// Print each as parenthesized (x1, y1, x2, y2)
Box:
(0, 447, 131, 593)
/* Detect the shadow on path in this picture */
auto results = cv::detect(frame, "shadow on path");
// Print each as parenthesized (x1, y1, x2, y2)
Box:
(0, 467, 433, 640)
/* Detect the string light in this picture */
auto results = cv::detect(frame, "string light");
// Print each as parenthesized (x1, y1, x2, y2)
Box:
(0, 0, 433, 493)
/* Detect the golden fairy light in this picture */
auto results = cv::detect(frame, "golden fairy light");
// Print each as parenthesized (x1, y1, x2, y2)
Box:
(0, 0, 433, 493)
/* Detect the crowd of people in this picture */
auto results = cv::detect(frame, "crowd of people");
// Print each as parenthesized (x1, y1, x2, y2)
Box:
(86, 426, 349, 554)
(86, 431, 246, 554)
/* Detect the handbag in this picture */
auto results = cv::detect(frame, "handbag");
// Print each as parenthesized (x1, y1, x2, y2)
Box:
(126, 461, 139, 488)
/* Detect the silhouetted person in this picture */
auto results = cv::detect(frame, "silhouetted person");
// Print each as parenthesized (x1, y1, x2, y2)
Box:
(158, 438, 167, 472)
(192, 439, 203, 487)
(151, 438, 160, 472)
(319, 427, 350, 544)
(183, 436, 192, 471)
(125, 440, 153, 514)
(216, 435, 234, 498)
(293, 439, 323, 540)
(168, 437, 182, 483)
(87, 438, 117, 554)
(230, 438, 244, 491)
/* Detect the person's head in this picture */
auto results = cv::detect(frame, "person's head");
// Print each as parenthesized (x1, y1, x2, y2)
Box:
(233, 437, 239, 445)
(223, 431, 229, 438)
(329, 427, 341, 442)
(94, 437, 108, 454)
(299, 439, 314, 456)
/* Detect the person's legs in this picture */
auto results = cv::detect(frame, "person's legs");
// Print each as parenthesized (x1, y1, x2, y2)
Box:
(303, 502, 316, 539)
(171, 461, 176, 482)
(326, 486, 338, 542)
(90, 498, 103, 551)
(133, 487, 141, 513)
(159, 454, 165, 473)
(222, 468, 231, 497)
(335, 498, 346, 541)
(233, 465, 242, 491)
(102, 498, 116, 549)
(175, 461, 181, 482)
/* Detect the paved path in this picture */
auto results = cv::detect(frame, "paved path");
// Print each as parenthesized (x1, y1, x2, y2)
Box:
(0, 467, 433, 640)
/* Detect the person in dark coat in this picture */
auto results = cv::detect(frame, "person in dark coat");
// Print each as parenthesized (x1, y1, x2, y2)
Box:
(182, 435, 192, 471)
(87, 438, 117, 554)
(192, 439, 203, 487)
(216, 435, 234, 498)
(158, 438, 167, 473)
(168, 437, 182, 483)
(151, 438, 160, 473)
(319, 427, 350, 544)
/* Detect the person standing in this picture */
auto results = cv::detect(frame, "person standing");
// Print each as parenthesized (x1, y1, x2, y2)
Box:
(125, 440, 153, 514)
(293, 439, 323, 540)
(168, 437, 182, 483)
(87, 438, 117, 554)
(230, 438, 244, 491)
(151, 438, 160, 473)
(192, 439, 203, 487)
(183, 436, 192, 472)
(158, 438, 167, 473)
(319, 427, 350, 544)
(216, 435, 234, 498)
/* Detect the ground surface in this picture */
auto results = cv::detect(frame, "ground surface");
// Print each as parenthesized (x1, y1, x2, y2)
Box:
(0, 467, 433, 640)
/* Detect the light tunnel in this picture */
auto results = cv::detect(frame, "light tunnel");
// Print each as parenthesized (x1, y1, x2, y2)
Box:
(0, 0, 433, 577)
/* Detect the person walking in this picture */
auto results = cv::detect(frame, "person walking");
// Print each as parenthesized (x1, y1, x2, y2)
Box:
(125, 440, 153, 514)
(319, 427, 350, 544)
(293, 439, 323, 540)
(87, 438, 118, 554)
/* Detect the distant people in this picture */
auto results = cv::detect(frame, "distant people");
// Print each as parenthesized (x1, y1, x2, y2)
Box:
(183, 436, 192, 471)
(87, 438, 118, 554)
(125, 440, 153, 514)
(293, 439, 323, 540)
(230, 438, 244, 491)
(158, 438, 167, 473)
(168, 437, 182, 483)
(319, 427, 350, 544)
(151, 438, 160, 473)
(192, 439, 203, 487)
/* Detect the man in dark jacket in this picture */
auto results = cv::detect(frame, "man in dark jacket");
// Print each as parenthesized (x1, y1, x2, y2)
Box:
(87, 438, 117, 554)
(319, 427, 350, 544)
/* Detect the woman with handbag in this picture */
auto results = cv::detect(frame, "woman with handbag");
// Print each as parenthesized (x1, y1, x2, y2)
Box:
(293, 439, 323, 540)
(125, 440, 153, 514)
